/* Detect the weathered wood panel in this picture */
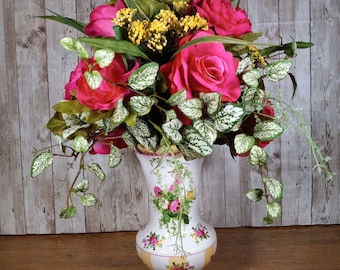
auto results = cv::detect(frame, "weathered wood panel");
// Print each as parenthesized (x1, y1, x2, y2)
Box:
(0, 0, 339, 235)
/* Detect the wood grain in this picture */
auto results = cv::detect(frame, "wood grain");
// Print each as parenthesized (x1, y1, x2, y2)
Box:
(0, 0, 339, 234)
(0, 226, 339, 269)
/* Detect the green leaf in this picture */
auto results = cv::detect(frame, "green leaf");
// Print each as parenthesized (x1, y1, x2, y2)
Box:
(167, 90, 187, 106)
(263, 178, 284, 201)
(263, 60, 292, 82)
(254, 121, 284, 141)
(263, 215, 274, 224)
(108, 143, 123, 168)
(266, 202, 281, 219)
(130, 96, 156, 116)
(193, 119, 217, 145)
(162, 118, 183, 144)
(94, 49, 115, 68)
(128, 62, 159, 90)
(73, 179, 90, 193)
(248, 145, 268, 166)
(53, 100, 91, 114)
(242, 69, 261, 87)
(133, 0, 170, 19)
(174, 35, 270, 57)
(178, 98, 203, 120)
(30, 152, 54, 178)
(74, 40, 89, 59)
(79, 37, 150, 60)
(234, 134, 255, 154)
(73, 136, 89, 153)
(81, 194, 98, 207)
(182, 126, 213, 157)
(59, 206, 77, 219)
(200, 92, 221, 116)
(85, 163, 106, 181)
(182, 214, 189, 224)
(246, 188, 263, 202)
(85, 70, 103, 90)
(214, 104, 245, 132)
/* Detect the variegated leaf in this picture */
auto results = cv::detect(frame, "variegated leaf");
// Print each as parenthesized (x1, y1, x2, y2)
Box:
(266, 202, 281, 219)
(200, 92, 221, 115)
(111, 98, 129, 125)
(30, 152, 54, 178)
(94, 49, 115, 68)
(246, 188, 263, 202)
(193, 119, 217, 145)
(122, 130, 137, 147)
(85, 70, 102, 90)
(234, 133, 255, 154)
(73, 136, 89, 153)
(254, 121, 284, 141)
(127, 118, 158, 150)
(59, 206, 77, 219)
(242, 69, 261, 87)
(128, 62, 159, 90)
(167, 90, 187, 106)
(248, 145, 268, 166)
(108, 143, 122, 168)
(81, 193, 98, 207)
(236, 57, 252, 74)
(165, 109, 177, 122)
(264, 60, 292, 82)
(73, 179, 90, 193)
(130, 96, 156, 116)
(182, 126, 213, 157)
(263, 177, 284, 201)
(59, 37, 76, 51)
(86, 163, 106, 181)
(162, 118, 183, 143)
(178, 98, 203, 120)
(214, 104, 245, 132)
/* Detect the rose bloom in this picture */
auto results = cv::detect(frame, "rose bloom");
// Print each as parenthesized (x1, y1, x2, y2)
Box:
(90, 126, 128, 155)
(193, 0, 252, 37)
(160, 30, 241, 103)
(84, 0, 126, 37)
(168, 199, 181, 214)
(64, 54, 139, 111)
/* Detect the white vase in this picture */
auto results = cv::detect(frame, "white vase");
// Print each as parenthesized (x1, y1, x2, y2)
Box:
(135, 152, 217, 270)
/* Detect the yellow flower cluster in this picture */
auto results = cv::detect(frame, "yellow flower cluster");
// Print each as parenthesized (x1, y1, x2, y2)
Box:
(114, 6, 208, 52)
(172, 1, 189, 14)
(248, 45, 266, 67)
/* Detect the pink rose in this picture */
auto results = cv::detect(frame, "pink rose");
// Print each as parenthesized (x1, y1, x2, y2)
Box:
(90, 126, 128, 155)
(84, 0, 126, 37)
(154, 186, 163, 198)
(196, 229, 206, 237)
(65, 54, 139, 111)
(160, 30, 241, 103)
(194, 0, 252, 37)
(168, 199, 181, 214)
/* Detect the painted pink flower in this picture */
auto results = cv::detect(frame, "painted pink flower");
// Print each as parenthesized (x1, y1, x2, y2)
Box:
(193, 0, 252, 37)
(160, 30, 241, 104)
(90, 126, 128, 155)
(84, 0, 126, 37)
(64, 54, 139, 111)
(153, 186, 163, 198)
(168, 184, 176, 193)
(196, 229, 206, 237)
(168, 199, 181, 214)
(148, 235, 158, 246)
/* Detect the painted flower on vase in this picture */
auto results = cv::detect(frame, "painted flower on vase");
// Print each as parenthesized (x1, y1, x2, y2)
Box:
(142, 231, 165, 250)
(166, 261, 195, 270)
(191, 223, 210, 244)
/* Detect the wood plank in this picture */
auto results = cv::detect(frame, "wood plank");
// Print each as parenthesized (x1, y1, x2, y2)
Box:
(0, 226, 339, 269)
(310, 0, 340, 224)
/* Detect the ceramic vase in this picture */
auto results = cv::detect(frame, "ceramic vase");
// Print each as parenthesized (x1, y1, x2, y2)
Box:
(135, 152, 217, 270)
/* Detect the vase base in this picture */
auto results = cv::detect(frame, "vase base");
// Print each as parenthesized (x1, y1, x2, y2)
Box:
(136, 240, 217, 270)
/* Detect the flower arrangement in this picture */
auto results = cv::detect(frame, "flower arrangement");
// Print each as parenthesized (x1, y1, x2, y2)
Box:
(31, 0, 334, 224)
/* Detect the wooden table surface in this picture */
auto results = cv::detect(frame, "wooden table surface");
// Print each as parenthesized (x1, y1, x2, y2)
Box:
(1, 225, 339, 270)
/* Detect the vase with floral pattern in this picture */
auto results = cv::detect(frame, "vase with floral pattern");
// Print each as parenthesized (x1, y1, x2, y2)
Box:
(135, 152, 217, 270)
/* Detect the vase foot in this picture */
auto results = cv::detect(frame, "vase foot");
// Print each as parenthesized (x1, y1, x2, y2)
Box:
(136, 240, 217, 270)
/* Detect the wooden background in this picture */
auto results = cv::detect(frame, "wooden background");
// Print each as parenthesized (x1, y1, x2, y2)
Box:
(0, 0, 339, 235)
